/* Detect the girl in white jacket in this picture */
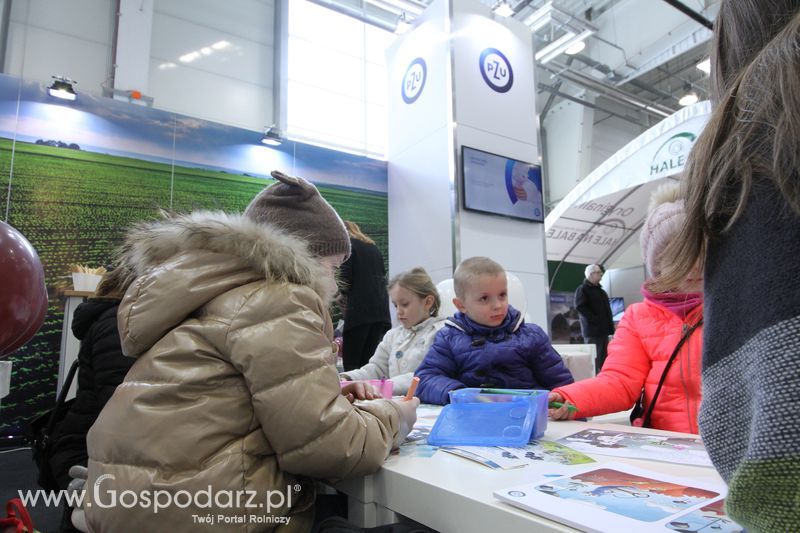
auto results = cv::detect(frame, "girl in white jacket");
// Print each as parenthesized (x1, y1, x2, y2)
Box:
(341, 267, 444, 395)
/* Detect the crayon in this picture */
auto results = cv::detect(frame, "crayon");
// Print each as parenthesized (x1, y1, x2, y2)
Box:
(548, 401, 578, 413)
(405, 377, 420, 401)
(478, 388, 531, 395)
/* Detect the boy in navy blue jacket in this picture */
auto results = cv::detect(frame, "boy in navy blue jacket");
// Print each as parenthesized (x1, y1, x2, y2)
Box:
(415, 257, 573, 405)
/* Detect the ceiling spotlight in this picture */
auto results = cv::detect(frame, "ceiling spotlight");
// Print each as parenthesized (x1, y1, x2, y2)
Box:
(536, 29, 593, 64)
(395, 12, 411, 34)
(679, 92, 699, 106)
(564, 40, 585, 55)
(493, 0, 514, 18)
(48, 75, 77, 101)
(696, 58, 711, 74)
(260, 125, 283, 146)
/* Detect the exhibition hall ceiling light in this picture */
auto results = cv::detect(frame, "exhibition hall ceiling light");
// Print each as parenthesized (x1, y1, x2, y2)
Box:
(526, 2, 597, 65)
(564, 40, 585, 55)
(48, 75, 77, 101)
(493, 0, 515, 18)
(696, 58, 710, 74)
(678, 84, 698, 106)
(178, 40, 231, 64)
(261, 125, 283, 146)
(678, 92, 698, 106)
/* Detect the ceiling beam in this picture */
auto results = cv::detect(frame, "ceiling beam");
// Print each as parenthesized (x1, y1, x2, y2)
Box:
(538, 83, 648, 127)
(660, 0, 713, 30)
(542, 62, 676, 119)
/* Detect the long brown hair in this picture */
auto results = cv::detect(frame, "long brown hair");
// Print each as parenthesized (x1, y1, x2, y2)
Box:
(655, 0, 800, 292)
(344, 220, 375, 245)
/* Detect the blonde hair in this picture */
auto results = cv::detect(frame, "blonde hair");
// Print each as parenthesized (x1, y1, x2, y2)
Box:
(453, 257, 505, 299)
(388, 267, 441, 317)
(344, 220, 375, 245)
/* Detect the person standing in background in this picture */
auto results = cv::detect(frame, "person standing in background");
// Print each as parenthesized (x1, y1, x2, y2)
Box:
(654, 1, 800, 530)
(339, 220, 391, 371)
(48, 267, 135, 532)
(574, 264, 615, 373)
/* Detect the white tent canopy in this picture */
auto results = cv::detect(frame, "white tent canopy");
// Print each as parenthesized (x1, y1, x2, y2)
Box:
(545, 101, 712, 272)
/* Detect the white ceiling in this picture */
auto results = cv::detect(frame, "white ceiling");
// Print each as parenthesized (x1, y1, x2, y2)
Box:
(318, 0, 719, 128)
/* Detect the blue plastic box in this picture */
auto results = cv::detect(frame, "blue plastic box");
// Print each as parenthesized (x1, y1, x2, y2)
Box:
(449, 388, 549, 441)
(427, 388, 549, 447)
(427, 396, 535, 447)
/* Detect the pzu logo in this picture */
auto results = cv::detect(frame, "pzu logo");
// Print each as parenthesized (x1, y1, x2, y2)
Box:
(479, 48, 513, 93)
(402, 58, 427, 104)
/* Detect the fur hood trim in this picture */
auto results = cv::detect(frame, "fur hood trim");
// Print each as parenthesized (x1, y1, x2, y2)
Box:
(116, 210, 331, 300)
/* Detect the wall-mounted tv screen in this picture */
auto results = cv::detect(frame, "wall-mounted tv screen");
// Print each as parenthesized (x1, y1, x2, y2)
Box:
(461, 145, 544, 223)
(609, 297, 625, 322)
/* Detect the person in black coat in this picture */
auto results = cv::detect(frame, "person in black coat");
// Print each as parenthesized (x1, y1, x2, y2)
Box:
(574, 264, 615, 374)
(49, 268, 134, 532)
(339, 221, 391, 371)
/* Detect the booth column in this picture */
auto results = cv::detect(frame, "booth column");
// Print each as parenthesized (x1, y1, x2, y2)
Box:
(387, 0, 550, 328)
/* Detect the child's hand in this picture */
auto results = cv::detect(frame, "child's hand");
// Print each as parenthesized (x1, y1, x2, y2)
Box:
(548, 391, 577, 420)
(390, 397, 420, 449)
(341, 381, 378, 402)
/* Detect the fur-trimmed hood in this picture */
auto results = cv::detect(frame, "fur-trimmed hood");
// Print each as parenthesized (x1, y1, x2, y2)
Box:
(116, 211, 334, 356)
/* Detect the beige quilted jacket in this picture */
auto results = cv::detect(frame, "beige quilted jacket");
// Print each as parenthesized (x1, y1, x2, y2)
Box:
(85, 211, 400, 532)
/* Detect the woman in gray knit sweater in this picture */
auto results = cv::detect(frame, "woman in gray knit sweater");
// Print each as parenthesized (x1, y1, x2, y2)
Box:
(656, 1, 800, 531)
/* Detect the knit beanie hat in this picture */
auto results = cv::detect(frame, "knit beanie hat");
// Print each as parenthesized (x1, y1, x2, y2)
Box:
(639, 182, 685, 279)
(244, 170, 351, 258)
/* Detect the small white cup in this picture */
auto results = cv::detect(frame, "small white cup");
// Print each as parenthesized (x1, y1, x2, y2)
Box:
(72, 273, 102, 292)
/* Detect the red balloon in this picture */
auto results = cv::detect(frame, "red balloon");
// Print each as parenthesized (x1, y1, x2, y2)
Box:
(2, 276, 48, 355)
(0, 221, 47, 357)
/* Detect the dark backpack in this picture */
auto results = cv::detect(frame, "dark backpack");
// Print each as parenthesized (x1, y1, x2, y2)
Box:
(26, 360, 79, 491)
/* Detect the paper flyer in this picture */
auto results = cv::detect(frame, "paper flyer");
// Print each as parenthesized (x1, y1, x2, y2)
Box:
(413, 404, 443, 429)
(557, 428, 713, 467)
(439, 440, 595, 470)
(440, 446, 528, 469)
(498, 441, 596, 466)
(396, 404, 443, 458)
(494, 462, 743, 532)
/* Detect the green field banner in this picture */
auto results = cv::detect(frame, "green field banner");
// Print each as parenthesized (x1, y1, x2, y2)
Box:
(0, 73, 388, 438)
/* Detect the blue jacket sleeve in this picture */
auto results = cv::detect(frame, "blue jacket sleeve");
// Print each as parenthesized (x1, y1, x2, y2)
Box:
(525, 325, 574, 389)
(414, 329, 466, 405)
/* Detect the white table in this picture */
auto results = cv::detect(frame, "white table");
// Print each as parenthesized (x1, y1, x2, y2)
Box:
(334, 418, 723, 532)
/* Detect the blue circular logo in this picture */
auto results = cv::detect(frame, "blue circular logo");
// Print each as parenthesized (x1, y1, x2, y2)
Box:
(479, 48, 513, 93)
(508, 491, 526, 497)
(402, 58, 427, 104)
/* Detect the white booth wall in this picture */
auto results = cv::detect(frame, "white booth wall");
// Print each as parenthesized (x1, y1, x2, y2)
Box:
(387, 0, 549, 329)
(603, 265, 646, 310)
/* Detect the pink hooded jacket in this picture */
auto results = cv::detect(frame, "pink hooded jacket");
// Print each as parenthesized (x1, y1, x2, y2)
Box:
(554, 299, 703, 434)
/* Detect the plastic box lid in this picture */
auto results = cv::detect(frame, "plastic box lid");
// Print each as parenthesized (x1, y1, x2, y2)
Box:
(448, 388, 549, 441)
(427, 393, 536, 447)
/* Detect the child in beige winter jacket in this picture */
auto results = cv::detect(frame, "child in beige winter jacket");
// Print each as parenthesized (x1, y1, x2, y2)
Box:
(85, 171, 418, 533)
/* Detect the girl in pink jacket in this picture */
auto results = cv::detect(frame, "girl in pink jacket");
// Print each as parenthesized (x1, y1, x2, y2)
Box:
(549, 183, 703, 434)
